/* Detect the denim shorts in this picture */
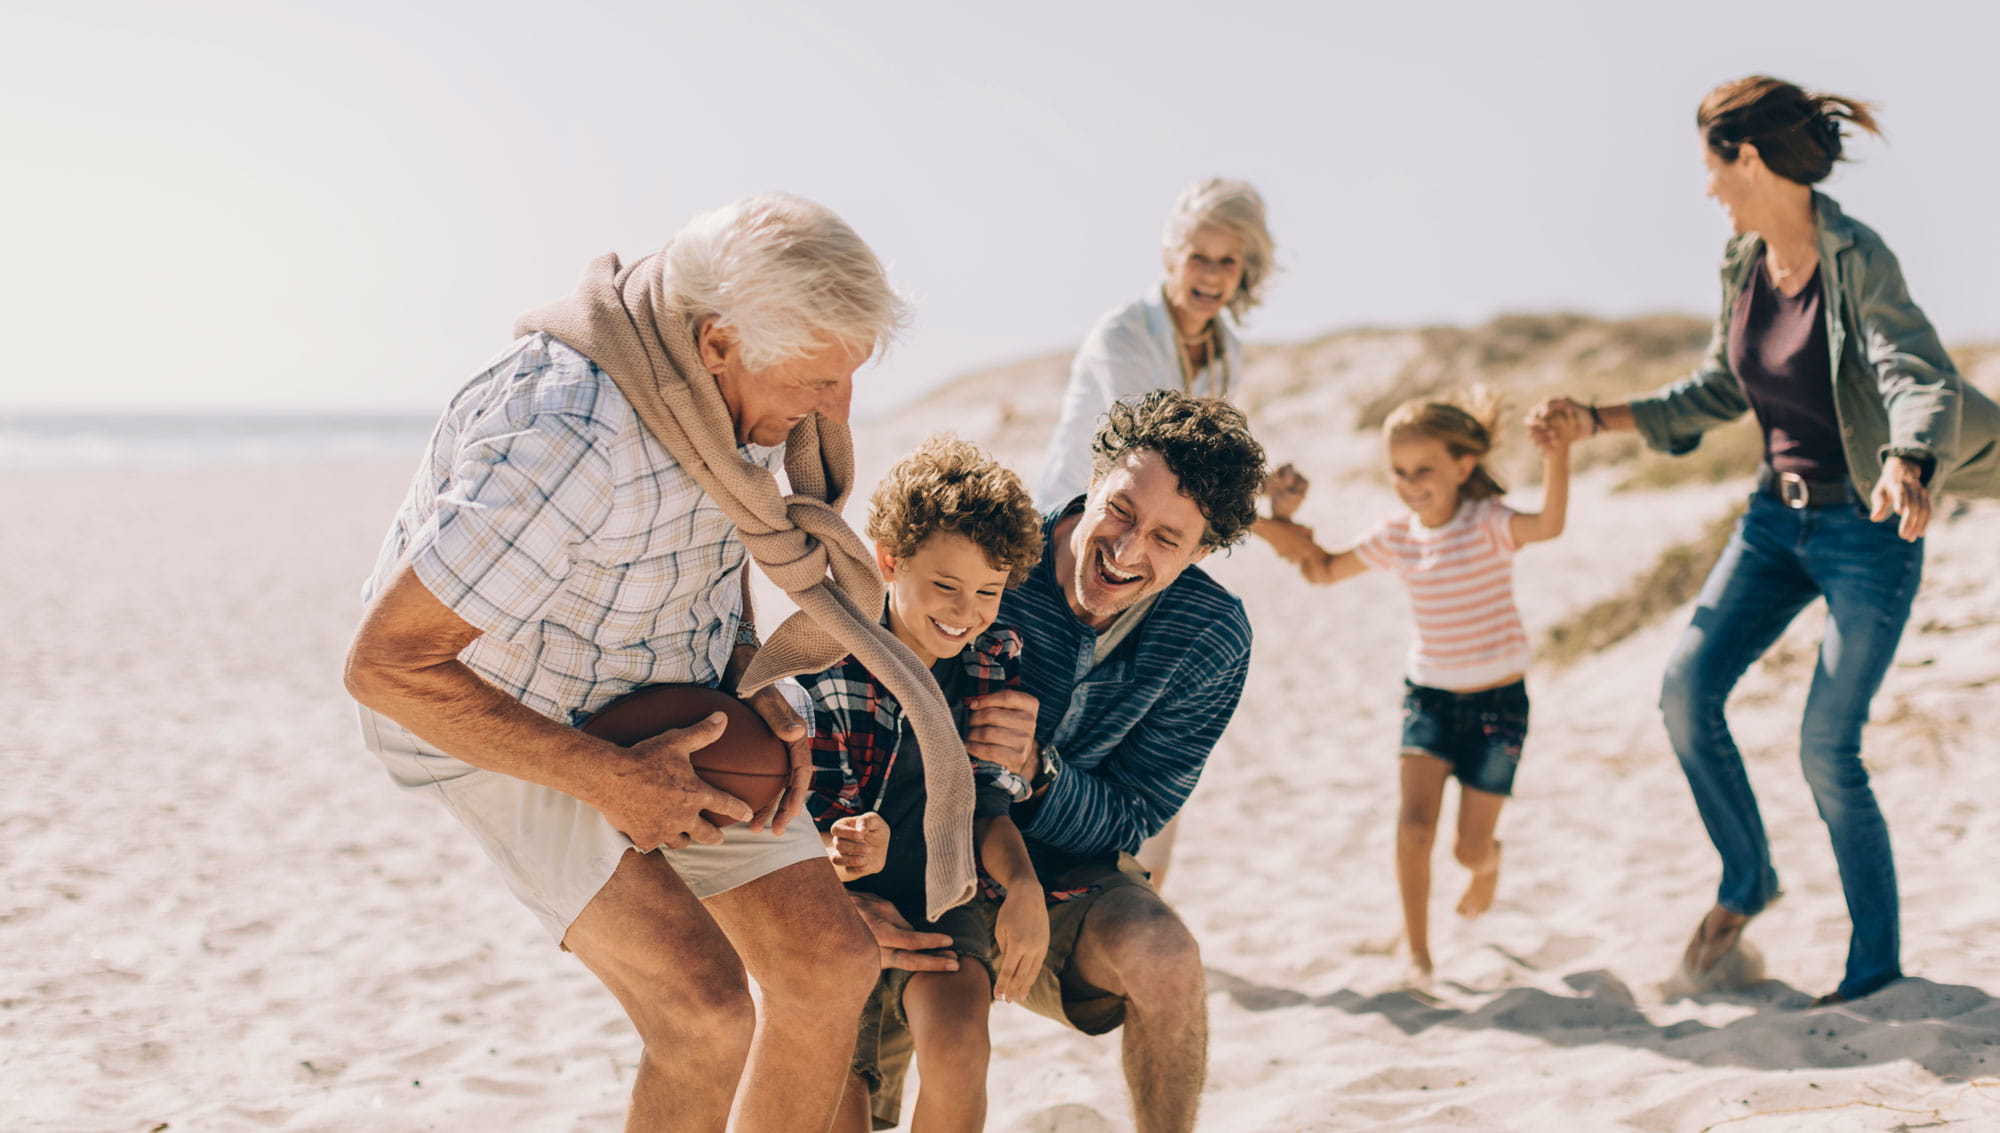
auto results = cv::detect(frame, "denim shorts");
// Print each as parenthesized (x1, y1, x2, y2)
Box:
(1399, 679, 1530, 796)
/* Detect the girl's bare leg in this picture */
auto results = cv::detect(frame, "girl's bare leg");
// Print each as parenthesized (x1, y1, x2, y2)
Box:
(1453, 786, 1507, 918)
(1397, 754, 1452, 977)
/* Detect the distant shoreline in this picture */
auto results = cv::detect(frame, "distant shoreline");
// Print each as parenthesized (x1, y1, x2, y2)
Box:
(0, 409, 438, 473)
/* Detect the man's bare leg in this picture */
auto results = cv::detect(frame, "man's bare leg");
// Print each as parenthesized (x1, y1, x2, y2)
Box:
(1396, 754, 1451, 978)
(1453, 787, 1507, 918)
(1065, 886, 1206, 1133)
(562, 849, 756, 1133)
(903, 964, 996, 1131)
(704, 857, 879, 1133)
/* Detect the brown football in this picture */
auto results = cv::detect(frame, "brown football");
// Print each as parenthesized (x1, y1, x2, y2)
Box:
(579, 683, 791, 828)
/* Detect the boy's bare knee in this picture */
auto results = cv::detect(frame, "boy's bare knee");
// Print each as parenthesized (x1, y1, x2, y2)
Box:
(905, 967, 993, 1042)
(1398, 814, 1438, 844)
(912, 1022, 991, 1081)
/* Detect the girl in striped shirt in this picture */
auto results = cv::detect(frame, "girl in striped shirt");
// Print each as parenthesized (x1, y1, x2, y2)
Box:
(1255, 393, 1586, 982)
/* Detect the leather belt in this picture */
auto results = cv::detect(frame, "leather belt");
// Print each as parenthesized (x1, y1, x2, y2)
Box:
(1756, 465, 1851, 509)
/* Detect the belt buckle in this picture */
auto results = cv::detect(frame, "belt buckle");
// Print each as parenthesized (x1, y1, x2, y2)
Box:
(1776, 471, 1811, 509)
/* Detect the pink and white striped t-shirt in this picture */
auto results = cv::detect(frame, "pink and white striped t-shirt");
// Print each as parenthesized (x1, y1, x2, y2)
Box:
(1352, 498, 1529, 691)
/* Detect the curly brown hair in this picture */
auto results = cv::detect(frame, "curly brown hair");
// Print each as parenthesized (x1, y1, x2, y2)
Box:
(866, 435, 1044, 586)
(1090, 390, 1266, 548)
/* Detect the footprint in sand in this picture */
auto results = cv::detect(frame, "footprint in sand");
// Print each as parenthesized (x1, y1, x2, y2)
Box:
(201, 919, 275, 953)
(93, 1040, 173, 1079)
(400, 1038, 475, 1071)
(1007, 1104, 1116, 1133)
(462, 1075, 542, 1096)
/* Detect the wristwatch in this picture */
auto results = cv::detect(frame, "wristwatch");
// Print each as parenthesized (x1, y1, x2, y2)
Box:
(1030, 744, 1062, 792)
(733, 619, 760, 649)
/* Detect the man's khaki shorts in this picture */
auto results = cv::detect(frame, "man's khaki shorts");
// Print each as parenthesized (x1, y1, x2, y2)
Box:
(358, 706, 825, 945)
(1018, 852, 1157, 1036)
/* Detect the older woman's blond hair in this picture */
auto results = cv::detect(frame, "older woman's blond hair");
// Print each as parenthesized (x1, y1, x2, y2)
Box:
(666, 192, 913, 371)
(1161, 178, 1276, 320)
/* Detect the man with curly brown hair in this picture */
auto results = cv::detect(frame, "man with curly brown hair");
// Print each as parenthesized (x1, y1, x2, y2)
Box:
(957, 389, 1266, 1133)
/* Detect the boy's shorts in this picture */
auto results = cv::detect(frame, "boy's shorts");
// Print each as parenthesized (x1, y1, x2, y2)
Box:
(358, 706, 825, 945)
(1399, 679, 1530, 797)
(851, 899, 999, 1130)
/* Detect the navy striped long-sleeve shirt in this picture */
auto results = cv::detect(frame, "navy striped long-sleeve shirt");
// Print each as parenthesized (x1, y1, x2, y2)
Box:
(1001, 503, 1253, 866)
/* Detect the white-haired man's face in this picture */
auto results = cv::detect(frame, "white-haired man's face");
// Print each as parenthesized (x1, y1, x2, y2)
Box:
(698, 321, 868, 446)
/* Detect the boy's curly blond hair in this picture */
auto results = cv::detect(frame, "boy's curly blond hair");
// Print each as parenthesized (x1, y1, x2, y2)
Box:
(866, 435, 1044, 587)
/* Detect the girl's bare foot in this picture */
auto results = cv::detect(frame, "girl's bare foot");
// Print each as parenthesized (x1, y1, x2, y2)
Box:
(1456, 842, 1501, 918)
(1402, 956, 1434, 991)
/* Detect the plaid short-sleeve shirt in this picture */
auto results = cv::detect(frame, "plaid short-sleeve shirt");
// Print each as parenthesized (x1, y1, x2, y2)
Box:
(362, 333, 783, 727)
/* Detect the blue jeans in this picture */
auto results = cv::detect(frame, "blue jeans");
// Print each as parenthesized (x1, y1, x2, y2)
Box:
(1659, 490, 1923, 1000)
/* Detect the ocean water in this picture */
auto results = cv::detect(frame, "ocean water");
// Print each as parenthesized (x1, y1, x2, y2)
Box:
(0, 410, 440, 473)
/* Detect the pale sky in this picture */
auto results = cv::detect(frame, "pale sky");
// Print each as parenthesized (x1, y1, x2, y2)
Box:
(3, 0, 1994, 417)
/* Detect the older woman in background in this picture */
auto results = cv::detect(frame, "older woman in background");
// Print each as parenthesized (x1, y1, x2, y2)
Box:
(1035, 178, 1276, 511)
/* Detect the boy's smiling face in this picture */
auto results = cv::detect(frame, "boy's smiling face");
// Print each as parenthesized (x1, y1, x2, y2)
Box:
(876, 532, 1011, 662)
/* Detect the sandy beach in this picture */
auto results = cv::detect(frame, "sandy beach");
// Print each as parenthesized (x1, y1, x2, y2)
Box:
(7, 333, 2000, 1130)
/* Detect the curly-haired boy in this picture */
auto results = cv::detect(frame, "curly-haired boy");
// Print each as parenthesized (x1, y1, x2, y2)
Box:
(801, 434, 1045, 1132)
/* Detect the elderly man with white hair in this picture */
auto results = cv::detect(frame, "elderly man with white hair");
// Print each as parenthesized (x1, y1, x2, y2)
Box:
(345, 194, 975, 1132)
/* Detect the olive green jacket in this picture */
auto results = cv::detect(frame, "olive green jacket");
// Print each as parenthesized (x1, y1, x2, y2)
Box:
(1629, 192, 2000, 499)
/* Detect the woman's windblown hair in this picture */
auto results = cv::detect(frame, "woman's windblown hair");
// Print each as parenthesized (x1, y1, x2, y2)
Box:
(1698, 75, 1882, 186)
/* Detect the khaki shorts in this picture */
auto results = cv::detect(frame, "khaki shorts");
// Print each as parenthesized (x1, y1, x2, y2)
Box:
(358, 706, 825, 944)
(1018, 852, 1157, 1036)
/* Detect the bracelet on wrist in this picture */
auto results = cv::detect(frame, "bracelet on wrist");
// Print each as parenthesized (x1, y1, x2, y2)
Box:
(1587, 402, 1604, 436)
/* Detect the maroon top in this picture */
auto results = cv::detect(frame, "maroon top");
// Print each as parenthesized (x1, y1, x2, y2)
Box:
(1727, 250, 1846, 482)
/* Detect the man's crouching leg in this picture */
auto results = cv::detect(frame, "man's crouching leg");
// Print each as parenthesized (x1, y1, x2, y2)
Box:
(563, 848, 757, 1133)
(1067, 887, 1208, 1133)
(704, 856, 879, 1133)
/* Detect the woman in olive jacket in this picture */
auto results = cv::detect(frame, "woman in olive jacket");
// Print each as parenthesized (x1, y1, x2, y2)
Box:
(1536, 75, 1999, 1005)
